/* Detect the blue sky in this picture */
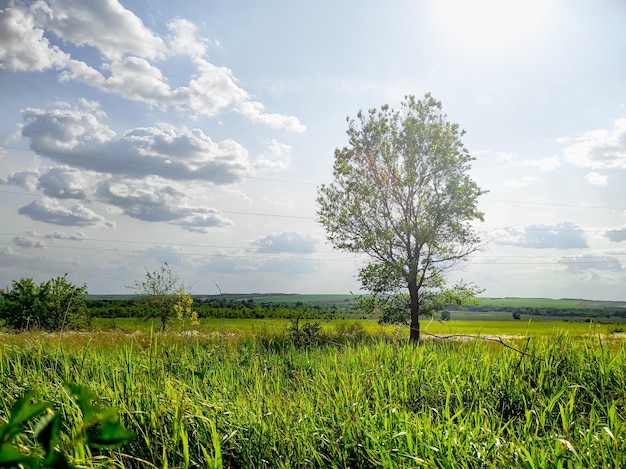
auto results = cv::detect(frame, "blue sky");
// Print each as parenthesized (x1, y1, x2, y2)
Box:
(1, 0, 626, 299)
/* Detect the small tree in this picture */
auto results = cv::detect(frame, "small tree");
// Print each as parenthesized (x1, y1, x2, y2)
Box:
(318, 93, 485, 342)
(128, 263, 182, 331)
(0, 275, 89, 331)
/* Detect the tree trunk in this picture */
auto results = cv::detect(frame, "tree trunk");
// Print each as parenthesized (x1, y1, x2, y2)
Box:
(408, 279, 420, 343)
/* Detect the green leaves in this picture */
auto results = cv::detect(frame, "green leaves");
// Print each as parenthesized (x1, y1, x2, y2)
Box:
(66, 383, 135, 450)
(0, 384, 135, 468)
(0, 275, 89, 332)
(317, 93, 485, 339)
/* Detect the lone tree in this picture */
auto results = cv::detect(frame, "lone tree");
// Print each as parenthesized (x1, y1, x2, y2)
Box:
(317, 93, 485, 342)
(127, 263, 182, 331)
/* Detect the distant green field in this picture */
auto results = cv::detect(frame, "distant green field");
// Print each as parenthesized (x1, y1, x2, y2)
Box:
(477, 297, 626, 309)
(252, 294, 355, 305)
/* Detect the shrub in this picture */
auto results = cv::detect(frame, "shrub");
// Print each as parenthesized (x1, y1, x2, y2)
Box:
(287, 317, 324, 348)
(0, 275, 90, 331)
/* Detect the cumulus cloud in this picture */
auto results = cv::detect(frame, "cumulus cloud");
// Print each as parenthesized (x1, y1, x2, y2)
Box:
(584, 171, 608, 186)
(18, 197, 115, 228)
(268, 139, 292, 156)
(560, 254, 622, 273)
(1, 2, 304, 128)
(253, 139, 293, 172)
(0, 169, 40, 191)
(0, 4, 69, 71)
(37, 167, 89, 199)
(13, 236, 44, 249)
(605, 227, 626, 243)
(489, 222, 588, 249)
(250, 231, 319, 253)
(171, 58, 248, 116)
(237, 101, 306, 133)
(562, 119, 626, 169)
(96, 178, 232, 232)
(166, 18, 209, 59)
(21, 107, 251, 184)
(44, 230, 88, 241)
(99, 57, 171, 105)
(35, 0, 167, 60)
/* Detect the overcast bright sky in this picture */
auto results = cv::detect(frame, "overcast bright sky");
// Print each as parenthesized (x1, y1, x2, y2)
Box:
(1, 0, 626, 299)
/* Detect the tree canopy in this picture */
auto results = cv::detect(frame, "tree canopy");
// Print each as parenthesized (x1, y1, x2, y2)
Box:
(0, 275, 89, 331)
(317, 93, 485, 341)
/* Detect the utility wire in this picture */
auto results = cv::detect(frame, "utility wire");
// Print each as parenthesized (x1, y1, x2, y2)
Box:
(1, 143, 625, 210)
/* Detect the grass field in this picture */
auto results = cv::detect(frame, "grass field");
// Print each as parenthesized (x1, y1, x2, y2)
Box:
(1, 326, 625, 468)
(477, 297, 626, 309)
(92, 316, 624, 339)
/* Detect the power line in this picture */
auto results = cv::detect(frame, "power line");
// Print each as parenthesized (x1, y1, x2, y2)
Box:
(3, 188, 626, 225)
(2, 241, 625, 267)
(484, 198, 626, 211)
(2, 144, 626, 210)
(0, 144, 317, 186)
(0, 189, 318, 220)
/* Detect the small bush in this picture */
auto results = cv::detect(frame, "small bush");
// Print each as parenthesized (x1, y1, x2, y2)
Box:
(0, 275, 90, 331)
(286, 317, 323, 348)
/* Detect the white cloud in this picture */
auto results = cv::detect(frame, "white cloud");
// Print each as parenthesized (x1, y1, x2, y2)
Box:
(100, 57, 171, 105)
(560, 254, 622, 273)
(489, 222, 588, 249)
(562, 119, 626, 169)
(44, 230, 88, 241)
(166, 18, 209, 58)
(253, 139, 293, 171)
(17, 197, 115, 228)
(20, 106, 251, 183)
(13, 236, 44, 249)
(95, 178, 233, 231)
(37, 0, 167, 60)
(268, 139, 293, 156)
(38, 167, 90, 199)
(1, 3, 303, 125)
(238, 101, 306, 133)
(0, 169, 40, 191)
(253, 157, 289, 172)
(179, 212, 234, 233)
(605, 227, 626, 243)
(172, 58, 248, 116)
(0, 4, 69, 71)
(21, 106, 116, 150)
(584, 171, 608, 186)
(250, 231, 319, 253)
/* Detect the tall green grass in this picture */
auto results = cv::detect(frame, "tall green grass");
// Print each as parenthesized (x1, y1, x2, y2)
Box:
(1, 329, 625, 467)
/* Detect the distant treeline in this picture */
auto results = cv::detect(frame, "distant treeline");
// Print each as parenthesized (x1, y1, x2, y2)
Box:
(86, 297, 362, 320)
(458, 303, 626, 319)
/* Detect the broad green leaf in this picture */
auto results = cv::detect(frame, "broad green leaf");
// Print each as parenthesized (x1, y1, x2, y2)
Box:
(65, 383, 98, 420)
(0, 442, 31, 466)
(35, 412, 61, 462)
(9, 392, 51, 427)
(47, 450, 74, 469)
(86, 421, 135, 449)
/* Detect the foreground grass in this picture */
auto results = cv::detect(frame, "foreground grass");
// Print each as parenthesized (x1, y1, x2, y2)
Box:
(1, 329, 625, 468)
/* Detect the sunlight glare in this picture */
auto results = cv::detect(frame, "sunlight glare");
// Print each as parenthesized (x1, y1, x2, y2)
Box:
(435, 0, 555, 56)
